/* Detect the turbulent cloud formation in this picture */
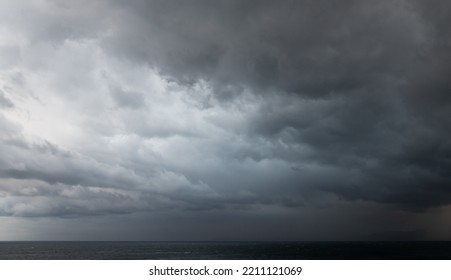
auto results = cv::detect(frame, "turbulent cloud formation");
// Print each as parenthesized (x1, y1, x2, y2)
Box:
(0, 0, 450, 240)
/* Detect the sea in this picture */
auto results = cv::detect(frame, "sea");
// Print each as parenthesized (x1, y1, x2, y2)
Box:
(0, 241, 450, 260)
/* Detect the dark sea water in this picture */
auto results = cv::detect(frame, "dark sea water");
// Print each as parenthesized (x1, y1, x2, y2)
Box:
(0, 241, 450, 260)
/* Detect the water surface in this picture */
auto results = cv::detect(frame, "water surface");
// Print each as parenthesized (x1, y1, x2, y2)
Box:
(0, 241, 450, 259)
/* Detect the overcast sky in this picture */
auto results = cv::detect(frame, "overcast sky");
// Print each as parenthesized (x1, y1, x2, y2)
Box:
(0, 0, 450, 241)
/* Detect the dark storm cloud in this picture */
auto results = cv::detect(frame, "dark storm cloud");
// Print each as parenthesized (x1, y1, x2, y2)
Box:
(101, 0, 451, 210)
(1, 0, 451, 241)
(108, 0, 421, 95)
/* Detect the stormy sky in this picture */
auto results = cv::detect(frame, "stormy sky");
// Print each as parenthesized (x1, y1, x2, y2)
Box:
(0, 0, 450, 241)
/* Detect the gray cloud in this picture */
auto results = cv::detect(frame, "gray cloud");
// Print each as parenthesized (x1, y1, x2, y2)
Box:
(101, 0, 451, 210)
(106, 0, 425, 95)
(0, 90, 14, 108)
(0, 0, 450, 240)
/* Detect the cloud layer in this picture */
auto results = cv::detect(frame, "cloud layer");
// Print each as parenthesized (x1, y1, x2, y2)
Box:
(0, 0, 450, 240)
